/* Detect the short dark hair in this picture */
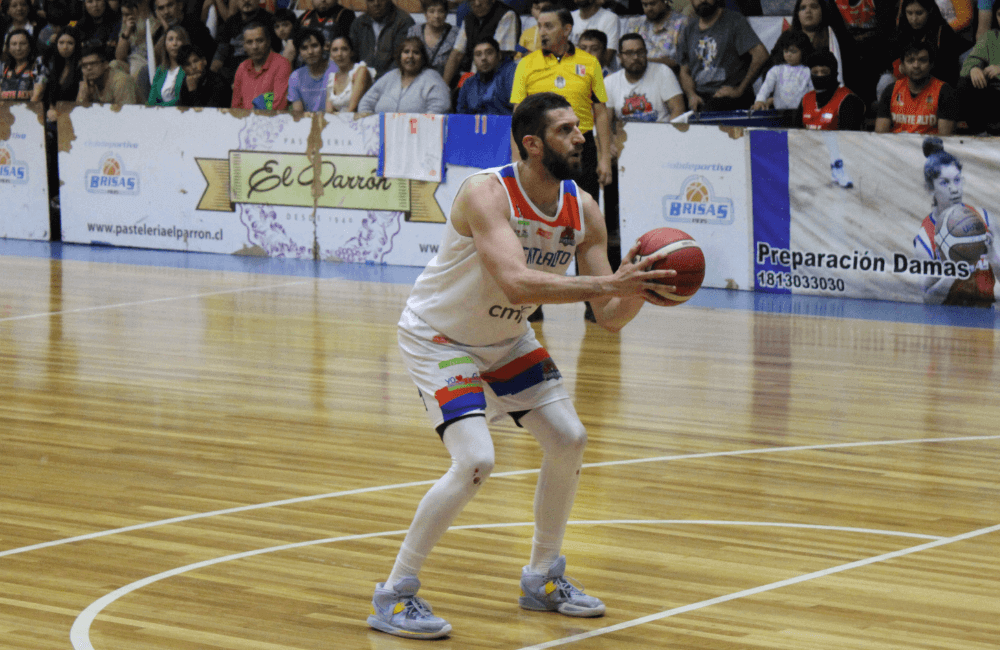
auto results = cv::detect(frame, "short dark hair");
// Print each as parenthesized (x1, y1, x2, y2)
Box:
(618, 32, 646, 52)
(578, 29, 607, 50)
(512, 92, 572, 160)
(806, 49, 838, 74)
(472, 36, 500, 54)
(177, 43, 205, 67)
(274, 8, 298, 25)
(79, 41, 110, 61)
(242, 21, 268, 37)
(902, 39, 936, 62)
(538, 6, 573, 28)
(773, 29, 813, 58)
(422, 0, 448, 10)
(294, 27, 325, 50)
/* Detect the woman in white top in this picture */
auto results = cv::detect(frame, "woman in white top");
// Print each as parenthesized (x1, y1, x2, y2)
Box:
(325, 35, 372, 113)
(147, 24, 188, 106)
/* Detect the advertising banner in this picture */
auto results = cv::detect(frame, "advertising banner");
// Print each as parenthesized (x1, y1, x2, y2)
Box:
(753, 130, 1000, 306)
(59, 106, 462, 266)
(617, 123, 754, 290)
(0, 102, 49, 241)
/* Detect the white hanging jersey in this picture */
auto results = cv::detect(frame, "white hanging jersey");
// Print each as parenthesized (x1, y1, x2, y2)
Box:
(405, 163, 585, 346)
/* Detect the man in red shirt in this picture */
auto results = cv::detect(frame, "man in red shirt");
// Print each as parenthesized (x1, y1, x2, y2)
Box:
(231, 22, 292, 110)
(875, 41, 958, 135)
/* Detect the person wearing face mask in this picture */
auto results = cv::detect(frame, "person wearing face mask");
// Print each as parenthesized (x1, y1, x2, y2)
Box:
(797, 50, 864, 188)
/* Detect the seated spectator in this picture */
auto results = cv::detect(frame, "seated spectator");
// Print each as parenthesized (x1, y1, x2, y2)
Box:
(212, 0, 279, 82)
(455, 36, 515, 113)
(570, 0, 619, 66)
(606, 32, 684, 123)
(788, 0, 853, 88)
(1, 0, 40, 46)
(232, 21, 292, 109)
(875, 41, 958, 134)
(177, 43, 232, 106)
(358, 35, 450, 112)
(752, 29, 813, 110)
(578, 28, 615, 75)
(677, 0, 768, 111)
(830, 0, 896, 105)
(76, 40, 142, 102)
(299, 0, 354, 55)
(37, 0, 71, 52)
(350, 0, 415, 79)
(147, 24, 188, 105)
(406, 0, 457, 75)
(515, 0, 547, 61)
(153, 0, 216, 68)
(115, 0, 154, 94)
(884, 0, 964, 91)
(0, 28, 45, 100)
(77, 0, 121, 53)
(621, 0, 688, 73)
(797, 49, 865, 129)
(273, 8, 299, 63)
(325, 34, 372, 111)
(797, 49, 865, 188)
(442, 0, 519, 86)
(958, 0, 1000, 133)
(43, 25, 83, 119)
(288, 29, 333, 111)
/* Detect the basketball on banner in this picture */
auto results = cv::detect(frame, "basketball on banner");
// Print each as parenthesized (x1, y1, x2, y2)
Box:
(935, 204, 989, 263)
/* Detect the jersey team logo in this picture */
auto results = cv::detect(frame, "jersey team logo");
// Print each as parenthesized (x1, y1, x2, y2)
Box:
(86, 152, 140, 195)
(662, 175, 733, 225)
(0, 145, 28, 184)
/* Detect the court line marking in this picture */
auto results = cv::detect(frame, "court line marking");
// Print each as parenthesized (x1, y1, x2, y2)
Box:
(3, 434, 998, 559)
(0, 280, 314, 323)
(67, 519, 951, 650)
(515, 522, 1000, 650)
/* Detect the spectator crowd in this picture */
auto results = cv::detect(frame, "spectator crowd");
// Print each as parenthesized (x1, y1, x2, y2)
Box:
(1, 0, 998, 135)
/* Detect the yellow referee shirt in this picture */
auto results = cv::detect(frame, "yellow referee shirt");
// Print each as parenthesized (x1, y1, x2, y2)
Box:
(510, 44, 607, 132)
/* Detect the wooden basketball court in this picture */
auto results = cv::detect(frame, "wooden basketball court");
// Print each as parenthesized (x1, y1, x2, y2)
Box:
(2, 249, 998, 650)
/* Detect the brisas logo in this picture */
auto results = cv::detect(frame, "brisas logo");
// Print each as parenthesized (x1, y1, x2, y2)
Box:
(0, 145, 28, 184)
(558, 227, 575, 247)
(662, 174, 733, 225)
(86, 152, 139, 194)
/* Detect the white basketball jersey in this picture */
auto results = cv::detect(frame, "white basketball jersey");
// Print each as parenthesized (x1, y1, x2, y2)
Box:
(404, 163, 585, 346)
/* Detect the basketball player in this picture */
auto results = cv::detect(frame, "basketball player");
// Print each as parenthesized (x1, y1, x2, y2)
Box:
(913, 137, 1000, 306)
(367, 92, 677, 640)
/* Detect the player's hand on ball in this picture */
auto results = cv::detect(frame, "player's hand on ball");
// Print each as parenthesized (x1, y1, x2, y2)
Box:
(615, 241, 677, 299)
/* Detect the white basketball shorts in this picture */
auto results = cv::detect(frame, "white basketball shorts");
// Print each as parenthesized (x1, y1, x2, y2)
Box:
(397, 307, 569, 432)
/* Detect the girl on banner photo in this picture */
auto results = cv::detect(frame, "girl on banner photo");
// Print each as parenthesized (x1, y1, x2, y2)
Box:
(913, 137, 1000, 306)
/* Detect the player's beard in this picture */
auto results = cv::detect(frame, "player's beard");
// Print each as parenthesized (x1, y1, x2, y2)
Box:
(541, 140, 583, 181)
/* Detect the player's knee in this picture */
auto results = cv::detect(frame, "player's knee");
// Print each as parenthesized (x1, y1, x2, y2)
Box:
(455, 448, 494, 486)
(559, 422, 588, 455)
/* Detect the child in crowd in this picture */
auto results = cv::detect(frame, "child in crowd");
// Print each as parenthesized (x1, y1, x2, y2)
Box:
(752, 29, 814, 110)
(273, 7, 299, 62)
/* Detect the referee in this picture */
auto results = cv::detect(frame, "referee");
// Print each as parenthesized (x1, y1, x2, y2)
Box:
(510, 5, 615, 321)
(511, 6, 612, 199)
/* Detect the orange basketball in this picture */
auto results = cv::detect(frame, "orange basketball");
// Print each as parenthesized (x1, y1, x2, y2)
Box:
(936, 204, 988, 263)
(634, 227, 705, 306)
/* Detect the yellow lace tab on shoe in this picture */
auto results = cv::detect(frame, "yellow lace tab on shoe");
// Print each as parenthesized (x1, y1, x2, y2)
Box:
(393, 603, 406, 614)
(545, 581, 557, 595)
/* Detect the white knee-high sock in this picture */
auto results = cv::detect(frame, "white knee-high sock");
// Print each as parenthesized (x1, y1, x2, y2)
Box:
(386, 417, 495, 587)
(521, 399, 588, 574)
(824, 131, 842, 165)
